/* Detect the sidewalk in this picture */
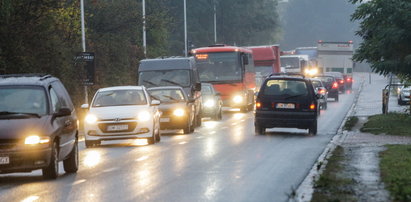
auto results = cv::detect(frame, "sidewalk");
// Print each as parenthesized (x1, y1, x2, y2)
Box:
(338, 73, 410, 201)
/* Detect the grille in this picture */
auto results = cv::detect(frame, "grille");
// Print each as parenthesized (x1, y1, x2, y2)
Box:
(98, 122, 137, 133)
(99, 117, 136, 122)
(0, 139, 19, 151)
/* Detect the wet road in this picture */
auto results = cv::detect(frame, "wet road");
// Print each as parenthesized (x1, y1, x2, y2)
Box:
(0, 78, 360, 202)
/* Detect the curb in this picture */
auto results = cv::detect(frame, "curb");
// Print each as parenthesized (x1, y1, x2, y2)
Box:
(289, 78, 365, 202)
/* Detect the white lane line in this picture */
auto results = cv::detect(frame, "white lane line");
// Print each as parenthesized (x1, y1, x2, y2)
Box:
(197, 136, 204, 139)
(136, 156, 149, 162)
(231, 123, 237, 126)
(72, 179, 86, 185)
(21, 195, 39, 202)
(210, 131, 216, 134)
(179, 141, 187, 145)
(103, 167, 119, 173)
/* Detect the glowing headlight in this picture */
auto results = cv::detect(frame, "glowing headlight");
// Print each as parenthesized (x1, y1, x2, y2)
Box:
(204, 99, 215, 107)
(173, 108, 185, 117)
(233, 95, 243, 103)
(25, 135, 50, 145)
(138, 111, 151, 122)
(85, 114, 97, 124)
(305, 68, 318, 76)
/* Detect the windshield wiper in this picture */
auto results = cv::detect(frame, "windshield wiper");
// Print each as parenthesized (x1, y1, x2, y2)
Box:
(143, 80, 157, 87)
(0, 111, 41, 118)
(284, 94, 306, 99)
(162, 95, 179, 102)
(161, 79, 181, 86)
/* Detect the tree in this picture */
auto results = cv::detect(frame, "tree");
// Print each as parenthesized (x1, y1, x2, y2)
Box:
(350, 0, 411, 79)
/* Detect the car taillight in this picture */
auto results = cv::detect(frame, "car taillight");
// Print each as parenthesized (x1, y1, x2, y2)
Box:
(346, 78, 351, 82)
(332, 82, 338, 89)
(256, 102, 261, 109)
(339, 80, 344, 84)
(319, 89, 326, 94)
(309, 103, 316, 110)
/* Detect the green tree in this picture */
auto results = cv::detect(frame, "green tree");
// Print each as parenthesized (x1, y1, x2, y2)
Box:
(350, 0, 411, 79)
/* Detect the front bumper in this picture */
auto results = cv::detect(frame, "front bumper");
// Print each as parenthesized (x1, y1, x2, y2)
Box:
(159, 115, 189, 130)
(0, 146, 51, 173)
(255, 111, 317, 129)
(84, 120, 153, 141)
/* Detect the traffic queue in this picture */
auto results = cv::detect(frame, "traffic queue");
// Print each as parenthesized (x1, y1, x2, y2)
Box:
(0, 42, 352, 178)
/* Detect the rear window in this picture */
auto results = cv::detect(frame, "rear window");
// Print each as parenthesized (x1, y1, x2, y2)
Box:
(314, 76, 334, 83)
(92, 90, 147, 107)
(311, 80, 322, 88)
(263, 79, 308, 96)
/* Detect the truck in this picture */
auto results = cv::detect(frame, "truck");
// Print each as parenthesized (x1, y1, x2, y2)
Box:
(280, 54, 311, 75)
(247, 45, 281, 90)
(317, 41, 354, 89)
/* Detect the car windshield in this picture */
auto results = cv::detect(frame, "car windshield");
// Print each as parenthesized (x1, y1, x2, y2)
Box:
(201, 85, 213, 95)
(139, 70, 191, 88)
(280, 57, 300, 69)
(311, 80, 322, 88)
(148, 89, 186, 103)
(196, 52, 242, 83)
(0, 87, 48, 116)
(314, 76, 334, 83)
(263, 79, 308, 97)
(92, 89, 147, 107)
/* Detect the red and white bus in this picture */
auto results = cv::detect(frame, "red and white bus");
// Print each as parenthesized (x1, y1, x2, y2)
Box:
(191, 45, 255, 112)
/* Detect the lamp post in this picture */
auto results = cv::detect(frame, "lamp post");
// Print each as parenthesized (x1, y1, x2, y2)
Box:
(142, 0, 147, 57)
(80, 0, 88, 104)
(213, 0, 217, 44)
(184, 0, 188, 56)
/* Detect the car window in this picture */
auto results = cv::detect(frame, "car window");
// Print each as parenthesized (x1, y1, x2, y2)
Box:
(314, 76, 334, 83)
(49, 87, 61, 112)
(51, 81, 74, 110)
(311, 80, 322, 88)
(92, 90, 147, 107)
(148, 89, 186, 103)
(0, 87, 48, 115)
(263, 79, 308, 96)
(201, 85, 213, 95)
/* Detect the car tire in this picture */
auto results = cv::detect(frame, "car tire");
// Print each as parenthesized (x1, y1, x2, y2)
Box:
(183, 119, 192, 134)
(323, 101, 328, 110)
(309, 120, 317, 135)
(63, 138, 79, 173)
(217, 108, 222, 120)
(255, 124, 265, 135)
(240, 105, 249, 113)
(155, 121, 161, 142)
(195, 114, 202, 127)
(335, 95, 339, 102)
(43, 141, 59, 179)
(85, 140, 93, 148)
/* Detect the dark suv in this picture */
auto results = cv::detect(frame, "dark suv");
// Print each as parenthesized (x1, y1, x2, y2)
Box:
(313, 75, 339, 102)
(0, 74, 78, 179)
(254, 75, 319, 135)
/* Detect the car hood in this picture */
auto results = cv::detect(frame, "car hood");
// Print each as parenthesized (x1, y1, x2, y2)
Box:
(89, 105, 150, 120)
(0, 116, 49, 140)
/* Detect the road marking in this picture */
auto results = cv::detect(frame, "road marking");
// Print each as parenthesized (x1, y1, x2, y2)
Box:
(103, 167, 119, 173)
(179, 141, 187, 145)
(72, 179, 86, 185)
(136, 156, 149, 162)
(210, 131, 216, 134)
(21, 196, 39, 202)
(231, 123, 237, 126)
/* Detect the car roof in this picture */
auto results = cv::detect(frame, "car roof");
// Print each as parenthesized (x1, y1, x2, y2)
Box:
(267, 76, 307, 81)
(97, 86, 145, 92)
(0, 74, 59, 87)
(139, 57, 195, 71)
(147, 86, 184, 91)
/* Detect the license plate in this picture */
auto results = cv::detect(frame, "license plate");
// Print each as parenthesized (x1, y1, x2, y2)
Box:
(160, 118, 170, 122)
(107, 124, 128, 131)
(276, 103, 295, 109)
(0, 156, 9, 165)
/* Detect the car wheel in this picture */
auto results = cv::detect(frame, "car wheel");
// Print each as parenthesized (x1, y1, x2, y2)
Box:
(63, 138, 79, 173)
(43, 141, 59, 179)
(255, 124, 265, 135)
(240, 105, 249, 112)
(335, 95, 339, 102)
(323, 101, 328, 110)
(183, 119, 192, 134)
(195, 114, 202, 127)
(85, 140, 93, 148)
(398, 98, 402, 105)
(148, 122, 156, 144)
(155, 121, 161, 142)
(309, 120, 317, 135)
(217, 108, 222, 120)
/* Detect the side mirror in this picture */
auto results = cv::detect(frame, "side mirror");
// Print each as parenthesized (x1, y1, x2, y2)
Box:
(195, 83, 201, 91)
(54, 108, 71, 117)
(151, 100, 161, 106)
(81, 104, 89, 109)
(242, 54, 249, 65)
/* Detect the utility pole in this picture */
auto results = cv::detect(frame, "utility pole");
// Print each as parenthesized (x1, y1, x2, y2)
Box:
(184, 0, 188, 56)
(80, 0, 88, 104)
(213, 0, 217, 44)
(142, 0, 147, 57)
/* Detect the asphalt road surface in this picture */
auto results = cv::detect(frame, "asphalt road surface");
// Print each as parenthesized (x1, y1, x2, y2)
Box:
(0, 77, 360, 202)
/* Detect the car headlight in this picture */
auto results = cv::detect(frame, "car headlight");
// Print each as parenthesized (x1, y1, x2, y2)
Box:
(233, 95, 243, 103)
(25, 135, 50, 145)
(204, 99, 215, 107)
(85, 114, 97, 124)
(138, 110, 151, 122)
(173, 108, 185, 117)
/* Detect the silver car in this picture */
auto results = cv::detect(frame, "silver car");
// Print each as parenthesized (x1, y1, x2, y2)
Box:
(398, 86, 411, 105)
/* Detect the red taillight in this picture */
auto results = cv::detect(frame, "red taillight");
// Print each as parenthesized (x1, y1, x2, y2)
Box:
(339, 80, 344, 84)
(256, 102, 261, 109)
(346, 78, 351, 82)
(309, 104, 316, 110)
(332, 82, 339, 89)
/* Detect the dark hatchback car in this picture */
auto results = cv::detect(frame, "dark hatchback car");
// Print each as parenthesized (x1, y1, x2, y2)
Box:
(255, 75, 319, 135)
(0, 74, 78, 179)
(313, 75, 339, 102)
(324, 72, 345, 93)
(201, 83, 222, 120)
(148, 86, 196, 134)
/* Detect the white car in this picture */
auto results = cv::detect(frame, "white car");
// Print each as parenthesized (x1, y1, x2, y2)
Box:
(82, 86, 161, 147)
(398, 86, 411, 105)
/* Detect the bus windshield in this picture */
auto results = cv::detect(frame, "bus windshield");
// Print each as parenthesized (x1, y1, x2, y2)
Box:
(280, 57, 300, 69)
(138, 70, 191, 88)
(196, 52, 242, 83)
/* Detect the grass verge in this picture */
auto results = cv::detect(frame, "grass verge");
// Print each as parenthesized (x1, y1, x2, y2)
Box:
(361, 112, 411, 136)
(380, 145, 411, 201)
(343, 116, 359, 131)
(311, 146, 356, 201)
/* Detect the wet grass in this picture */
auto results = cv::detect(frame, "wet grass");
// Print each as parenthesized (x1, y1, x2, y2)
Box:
(311, 146, 356, 202)
(343, 116, 359, 131)
(361, 113, 411, 136)
(380, 145, 411, 201)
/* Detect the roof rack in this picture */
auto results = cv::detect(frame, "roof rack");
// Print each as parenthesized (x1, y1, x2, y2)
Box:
(268, 73, 305, 78)
(0, 73, 51, 79)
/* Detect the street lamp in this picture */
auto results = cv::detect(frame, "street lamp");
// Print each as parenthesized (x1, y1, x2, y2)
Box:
(213, 0, 217, 44)
(184, 0, 188, 56)
(142, 0, 147, 57)
(80, 0, 88, 104)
